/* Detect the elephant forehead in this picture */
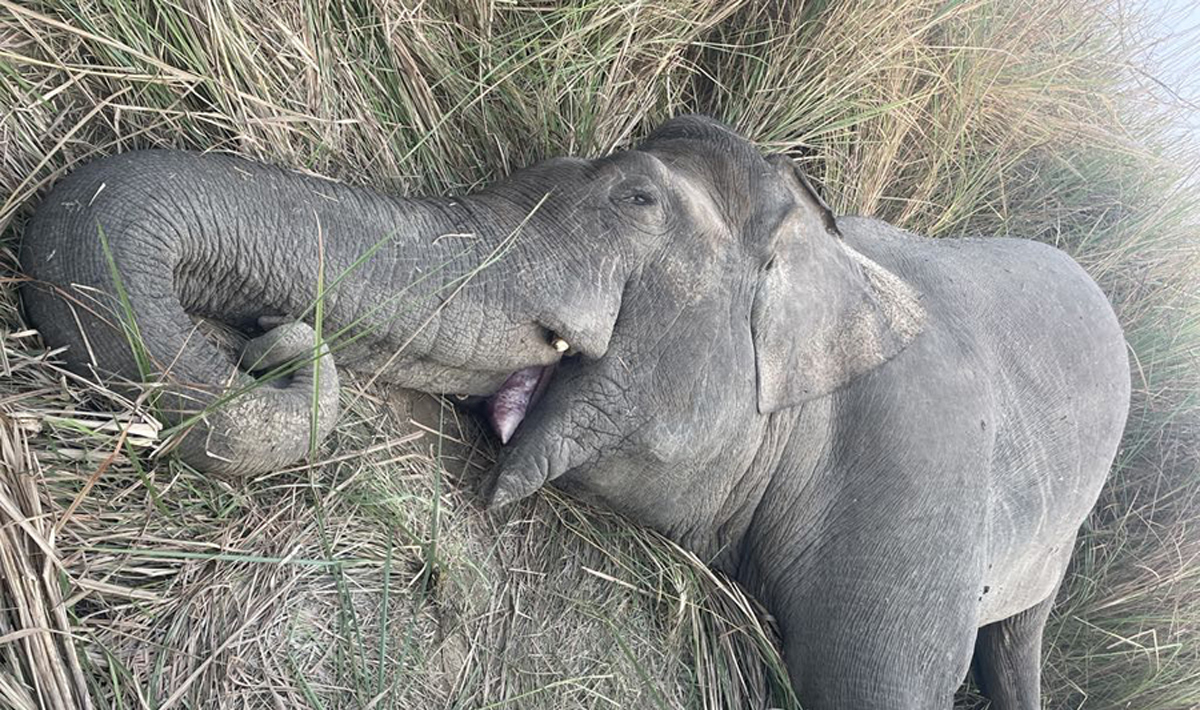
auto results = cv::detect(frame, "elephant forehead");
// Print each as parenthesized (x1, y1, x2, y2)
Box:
(663, 158, 767, 237)
(676, 173, 730, 236)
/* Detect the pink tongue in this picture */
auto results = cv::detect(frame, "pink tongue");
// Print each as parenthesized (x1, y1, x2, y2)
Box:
(485, 365, 552, 444)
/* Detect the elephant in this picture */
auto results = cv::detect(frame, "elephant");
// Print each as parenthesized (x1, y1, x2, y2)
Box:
(19, 147, 625, 475)
(485, 116, 1131, 708)
(22, 115, 1130, 706)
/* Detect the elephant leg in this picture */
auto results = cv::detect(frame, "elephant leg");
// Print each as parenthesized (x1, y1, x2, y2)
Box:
(972, 591, 1056, 709)
(782, 627, 973, 710)
(778, 579, 981, 709)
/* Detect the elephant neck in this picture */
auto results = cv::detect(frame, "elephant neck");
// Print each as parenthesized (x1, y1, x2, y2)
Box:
(728, 397, 837, 595)
(658, 399, 828, 579)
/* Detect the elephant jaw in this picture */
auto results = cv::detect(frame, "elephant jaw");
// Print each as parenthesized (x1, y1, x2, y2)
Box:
(485, 364, 556, 444)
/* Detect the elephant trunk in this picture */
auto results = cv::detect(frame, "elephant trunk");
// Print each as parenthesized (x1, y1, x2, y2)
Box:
(168, 321, 341, 476)
(19, 149, 609, 475)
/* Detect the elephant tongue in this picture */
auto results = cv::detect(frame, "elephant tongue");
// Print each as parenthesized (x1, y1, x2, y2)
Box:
(486, 365, 554, 444)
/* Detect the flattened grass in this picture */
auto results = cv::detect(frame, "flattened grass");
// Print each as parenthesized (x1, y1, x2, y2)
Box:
(1, 0, 1197, 708)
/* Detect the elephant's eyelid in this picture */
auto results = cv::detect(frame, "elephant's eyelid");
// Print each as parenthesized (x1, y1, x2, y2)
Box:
(615, 191, 656, 206)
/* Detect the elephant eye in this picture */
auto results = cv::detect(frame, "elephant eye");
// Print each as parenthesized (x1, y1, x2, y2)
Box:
(618, 191, 656, 207)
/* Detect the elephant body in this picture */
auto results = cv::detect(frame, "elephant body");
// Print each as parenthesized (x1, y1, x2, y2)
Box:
(21, 116, 1131, 706)
(734, 219, 1129, 706)
(486, 116, 1131, 708)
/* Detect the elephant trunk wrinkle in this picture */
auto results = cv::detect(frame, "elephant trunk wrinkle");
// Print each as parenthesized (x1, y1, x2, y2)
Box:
(23, 148, 629, 476)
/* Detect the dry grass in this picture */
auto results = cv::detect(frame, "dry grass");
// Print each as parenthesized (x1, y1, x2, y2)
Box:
(1, 0, 1198, 708)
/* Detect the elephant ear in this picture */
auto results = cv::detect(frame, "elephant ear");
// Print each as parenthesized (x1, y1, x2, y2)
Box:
(751, 158, 926, 413)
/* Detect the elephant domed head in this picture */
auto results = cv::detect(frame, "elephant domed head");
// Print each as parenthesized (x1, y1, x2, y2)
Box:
(486, 115, 925, 553)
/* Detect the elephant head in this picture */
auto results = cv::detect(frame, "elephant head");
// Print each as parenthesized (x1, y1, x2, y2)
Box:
(482, 116, 1135, 709)
(487, 115, 925, 558)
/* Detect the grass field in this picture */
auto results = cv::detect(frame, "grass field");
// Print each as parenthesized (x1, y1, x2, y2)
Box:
(2, 0, 1198, 708)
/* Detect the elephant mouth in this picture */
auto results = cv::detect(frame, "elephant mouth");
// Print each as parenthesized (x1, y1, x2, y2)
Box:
(484, 364, 556, 444)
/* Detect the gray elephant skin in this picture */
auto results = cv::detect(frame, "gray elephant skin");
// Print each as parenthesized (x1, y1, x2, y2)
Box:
(20, 148, 623, 474)
(20, 115, 1130, 707)
(484, 117, 1131, 708)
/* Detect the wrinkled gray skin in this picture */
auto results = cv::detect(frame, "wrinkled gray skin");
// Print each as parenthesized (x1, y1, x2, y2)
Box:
(488, 116, 1131, 708)
(20, 149, 623, 475)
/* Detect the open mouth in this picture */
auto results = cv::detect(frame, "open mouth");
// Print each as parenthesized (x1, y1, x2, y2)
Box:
(484, 364, 556, 444)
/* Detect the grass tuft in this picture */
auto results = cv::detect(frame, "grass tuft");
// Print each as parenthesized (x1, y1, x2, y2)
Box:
(1, 0, 1197, 708)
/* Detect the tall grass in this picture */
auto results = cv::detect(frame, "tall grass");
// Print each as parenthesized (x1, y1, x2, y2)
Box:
(1, 0, 1197, 708)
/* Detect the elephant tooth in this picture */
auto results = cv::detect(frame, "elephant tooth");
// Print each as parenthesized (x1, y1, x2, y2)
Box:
(551, 337, 570, 353)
